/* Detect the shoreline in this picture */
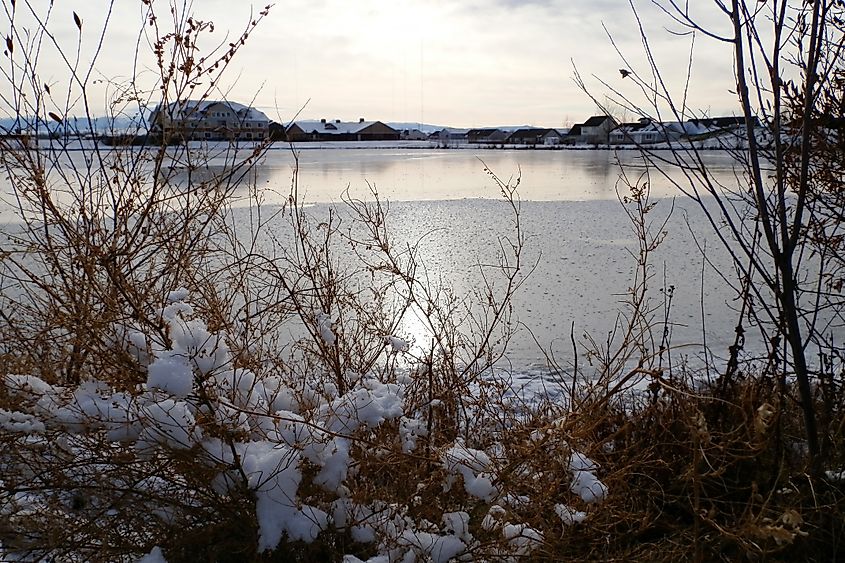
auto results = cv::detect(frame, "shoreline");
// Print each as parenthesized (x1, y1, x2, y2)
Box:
(3, 137, 750, 152)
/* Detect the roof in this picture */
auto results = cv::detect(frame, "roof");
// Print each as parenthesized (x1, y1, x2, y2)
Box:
(467, 128, 504, 138)
(508, 128, 559, 137)
(567, 124, 582, 136)
(288, 120, 389, 135)
(612, 121, 652, 133)
(688, 116, 746, 128)
(581, 115, 613, 127)
(152, 100, 269, 122)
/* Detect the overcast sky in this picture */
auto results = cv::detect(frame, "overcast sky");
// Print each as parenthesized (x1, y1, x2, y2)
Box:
(13, 0, 741, 127)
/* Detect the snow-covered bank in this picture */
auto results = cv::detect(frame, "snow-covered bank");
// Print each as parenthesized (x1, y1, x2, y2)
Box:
(0, 291, 609, 562)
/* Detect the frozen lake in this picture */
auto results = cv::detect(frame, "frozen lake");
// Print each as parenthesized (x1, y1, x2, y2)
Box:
(217, 145, 743, 203)
(2, 145, 748, 380)
(225, 148, 744, 378)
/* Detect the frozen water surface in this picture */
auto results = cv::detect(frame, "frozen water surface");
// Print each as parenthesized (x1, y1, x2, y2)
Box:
(224, 148, 746, 377)
(0, 146, 753, 379)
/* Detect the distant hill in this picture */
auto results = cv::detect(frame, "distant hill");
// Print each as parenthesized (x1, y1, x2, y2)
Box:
(385, 122, 446, 134)
(0, 115, 148, 134)
(1, 114, 557, 136)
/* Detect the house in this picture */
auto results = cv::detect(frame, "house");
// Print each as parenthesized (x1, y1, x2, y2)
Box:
(578, 115, 617, 144)
(430, 128, 469, 145)
(563, 124, 583, 145)
(610, 119, 651, 144)
(285, 119, 399, 142)
(505, 128, 562, 145)
(683, 116, 761, 139)
(400, 128, 428, 141)
(148, 99, 270, 142)
(609, 118, 687, 145)
(466, 128, 509, 144)
(687, 116, 747, 132)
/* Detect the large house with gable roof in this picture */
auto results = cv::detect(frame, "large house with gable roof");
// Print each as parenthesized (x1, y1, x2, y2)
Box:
(148, 99, 270, 142)
(564, 115, 618, 144)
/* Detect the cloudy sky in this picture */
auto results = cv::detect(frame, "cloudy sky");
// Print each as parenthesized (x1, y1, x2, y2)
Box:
(11, 0, 740, 127)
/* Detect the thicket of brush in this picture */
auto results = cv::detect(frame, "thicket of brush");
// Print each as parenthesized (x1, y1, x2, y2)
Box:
(1, 1, 844, 561)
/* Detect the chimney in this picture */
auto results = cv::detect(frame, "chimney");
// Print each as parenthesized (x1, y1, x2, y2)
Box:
(320, 118, 326, 123)
(359, 118, 365, 123)
(335, 119, 341, 124)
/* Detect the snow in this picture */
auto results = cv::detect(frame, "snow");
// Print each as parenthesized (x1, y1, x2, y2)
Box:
(565, 450, 608, 503)
(312, 437, 352, 492)
(825, 469, 845, 482)
(343, 556, 389, 563)
(482, 504, 507, 531)
(569, 450, 598, 471)
(319, 378, 404, 434)
(384, 335, 409, 352)
(399, 415, 428, 453)
(147, 353, 194, 398)
(4, 374, 54, 398)
(555, 503, 588, 526)
(137, 546, 168, 563)
(0, 408, 46, 433)
(570, 469, 609, 504)
(166, 287, 190, 303)
(0, 292, 614, 561)
(398, 530, 466, 563)
(502, 523, 544, 556)
(317, 311, 337, 344)
(239, 440, 327, 549)
(442, 511, 472, 542)
(138, 399, 201, 450)
(442, 440, 499, 501)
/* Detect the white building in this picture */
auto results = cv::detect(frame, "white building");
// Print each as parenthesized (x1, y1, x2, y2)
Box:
(148, 100, 270, 141)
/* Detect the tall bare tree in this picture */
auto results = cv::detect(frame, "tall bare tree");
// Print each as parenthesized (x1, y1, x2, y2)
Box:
(582, 0, 845, 472)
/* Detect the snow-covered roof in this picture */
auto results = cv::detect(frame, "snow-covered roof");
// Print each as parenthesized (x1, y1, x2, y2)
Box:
(289, 120, 384, 135)
(612, 120, 651, 133)
(152, 100, 269, 122)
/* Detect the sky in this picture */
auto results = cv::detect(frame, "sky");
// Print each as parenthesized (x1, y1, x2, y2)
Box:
(5, 0, 741, 128)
